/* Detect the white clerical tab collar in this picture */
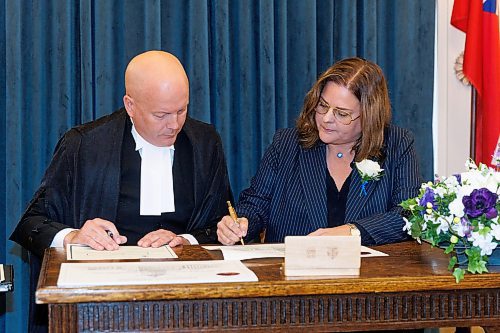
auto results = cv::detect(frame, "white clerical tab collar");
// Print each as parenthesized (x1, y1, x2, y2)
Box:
(130, 119, 175, 215)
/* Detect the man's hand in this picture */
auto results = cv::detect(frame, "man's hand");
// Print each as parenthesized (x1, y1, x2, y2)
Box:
(138, 229, 189, 248)
(217, 215, 248, 245)
(307, 225, 351, 236)
(63, 218, 127, 250)
(168, 235, 190, 247)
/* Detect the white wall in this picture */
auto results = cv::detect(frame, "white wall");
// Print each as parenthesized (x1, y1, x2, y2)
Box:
(434, 0, 472, 176)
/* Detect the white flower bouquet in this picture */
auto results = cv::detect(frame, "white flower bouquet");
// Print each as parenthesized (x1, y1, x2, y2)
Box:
(400, 160, 500, 282)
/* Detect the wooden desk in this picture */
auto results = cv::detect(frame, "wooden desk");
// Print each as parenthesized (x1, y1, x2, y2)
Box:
(37, 242, 500, 332)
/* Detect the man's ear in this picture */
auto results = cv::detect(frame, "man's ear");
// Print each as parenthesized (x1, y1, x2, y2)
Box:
(123, 95, 134, 117)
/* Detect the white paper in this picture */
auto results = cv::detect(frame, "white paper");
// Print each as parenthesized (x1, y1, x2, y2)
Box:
(203, 244, 285, 260)
(66, 244, 178, 260)
(0, 264, 4, 283)
(57, 260, 258, 287)
(360, 246, 388, 257)
(203, 244, 388, 260)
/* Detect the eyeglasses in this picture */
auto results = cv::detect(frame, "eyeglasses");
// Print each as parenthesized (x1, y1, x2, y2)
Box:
(315, 99, 360, 125)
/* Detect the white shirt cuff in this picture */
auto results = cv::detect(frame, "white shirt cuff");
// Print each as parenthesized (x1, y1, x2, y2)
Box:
(50, 228, 77, 248)
(178, 234, 198, 245)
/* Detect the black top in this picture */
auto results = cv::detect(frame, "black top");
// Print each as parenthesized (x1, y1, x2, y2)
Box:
(326, 167, 372, 241)
(326, 170, 352, 227)
(116, 117, 194, 245)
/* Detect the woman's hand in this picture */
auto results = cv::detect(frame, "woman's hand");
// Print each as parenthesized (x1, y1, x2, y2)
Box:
(217, 215, 248, 245)
(308, 225, 351, 236)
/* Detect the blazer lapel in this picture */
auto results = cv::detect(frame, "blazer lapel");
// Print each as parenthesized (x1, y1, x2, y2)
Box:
(299, 145, 328, 230)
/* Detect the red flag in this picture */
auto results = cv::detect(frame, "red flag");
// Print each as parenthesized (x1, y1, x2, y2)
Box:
(451, 0, 500, 167)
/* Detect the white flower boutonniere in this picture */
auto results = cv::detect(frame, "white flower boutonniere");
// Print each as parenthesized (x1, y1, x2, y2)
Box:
(355, 159, 384, 195)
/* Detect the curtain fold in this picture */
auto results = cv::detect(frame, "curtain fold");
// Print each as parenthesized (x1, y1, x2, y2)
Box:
(0, 0, 5, 330)
(1, 1, 435, 331)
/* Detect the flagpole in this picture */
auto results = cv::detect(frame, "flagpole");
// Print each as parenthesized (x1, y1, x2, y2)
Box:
(469, 86, 477, 161)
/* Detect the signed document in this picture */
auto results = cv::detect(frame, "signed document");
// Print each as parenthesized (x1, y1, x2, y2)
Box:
(66, 244, 178, 260)
(57, 260, 258, 287)
(203, 244, 387, 261)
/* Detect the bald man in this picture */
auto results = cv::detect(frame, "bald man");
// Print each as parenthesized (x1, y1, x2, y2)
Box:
(10, 51, 233, 257)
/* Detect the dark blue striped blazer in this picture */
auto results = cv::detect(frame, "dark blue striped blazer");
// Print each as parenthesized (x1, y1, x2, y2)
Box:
(237, 124, 422, 245)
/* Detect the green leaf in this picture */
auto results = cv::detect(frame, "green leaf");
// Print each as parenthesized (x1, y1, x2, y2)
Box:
(464, 247, 489, 274)
(411, 222, 422, 238)
(478, 227, 491, 237)
(468, 259, 489, 274)
(448, 256, 457, 270)
(444, 243, 455, 254)
(465, 247, 481, 261)
(453, 268, 465, 283)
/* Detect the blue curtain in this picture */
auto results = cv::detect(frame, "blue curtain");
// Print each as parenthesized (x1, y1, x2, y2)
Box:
(1, 1, 435, 332)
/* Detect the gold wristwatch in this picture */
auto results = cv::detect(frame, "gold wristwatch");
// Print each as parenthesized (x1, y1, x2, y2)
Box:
(346, 223, 361, 236)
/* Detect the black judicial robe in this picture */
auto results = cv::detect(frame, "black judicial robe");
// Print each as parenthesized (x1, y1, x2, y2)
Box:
(10, 108, 233, 258)
(116, 116, 196, 245)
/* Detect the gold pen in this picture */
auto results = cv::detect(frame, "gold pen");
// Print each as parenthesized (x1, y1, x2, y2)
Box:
(227, 201, 245, 245)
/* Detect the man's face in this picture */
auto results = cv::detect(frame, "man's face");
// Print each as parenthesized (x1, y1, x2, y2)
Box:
(125, 86, 188, 147)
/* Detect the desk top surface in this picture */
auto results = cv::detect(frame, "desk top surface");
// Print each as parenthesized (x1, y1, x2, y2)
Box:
(36, 242, 500, 304)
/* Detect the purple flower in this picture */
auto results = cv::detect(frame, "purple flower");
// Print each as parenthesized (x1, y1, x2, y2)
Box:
(452, 174, 462, 184)
(461, 217, 473, 238)
(462, 188, 498, 219)
(419, 187, 437, 210)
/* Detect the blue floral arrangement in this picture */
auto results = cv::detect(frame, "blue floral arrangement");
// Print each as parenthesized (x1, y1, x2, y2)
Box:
(400, 160, 500, 282)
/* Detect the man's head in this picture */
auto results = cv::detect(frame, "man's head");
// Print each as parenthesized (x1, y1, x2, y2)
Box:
(123, 51, 189, 147)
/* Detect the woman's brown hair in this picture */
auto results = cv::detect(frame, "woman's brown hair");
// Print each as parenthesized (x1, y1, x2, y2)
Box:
(296, 57, 391, 161)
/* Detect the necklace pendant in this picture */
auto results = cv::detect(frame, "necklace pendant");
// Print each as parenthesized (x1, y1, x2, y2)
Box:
(336, 152, 343, 158)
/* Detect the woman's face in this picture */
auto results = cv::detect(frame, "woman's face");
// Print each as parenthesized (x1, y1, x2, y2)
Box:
(315, 82, 362, 146)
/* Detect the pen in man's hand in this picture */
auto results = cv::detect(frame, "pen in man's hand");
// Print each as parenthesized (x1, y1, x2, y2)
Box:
(226, 201, 245, 245)
(105, 230, 114, 239)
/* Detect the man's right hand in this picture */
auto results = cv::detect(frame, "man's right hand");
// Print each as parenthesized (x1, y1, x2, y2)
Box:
(63, 218, 127, 250)
(217, 215, 248, 245)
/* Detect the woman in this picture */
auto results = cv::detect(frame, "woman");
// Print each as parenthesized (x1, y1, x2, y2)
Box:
(217, 57, 422, 245)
